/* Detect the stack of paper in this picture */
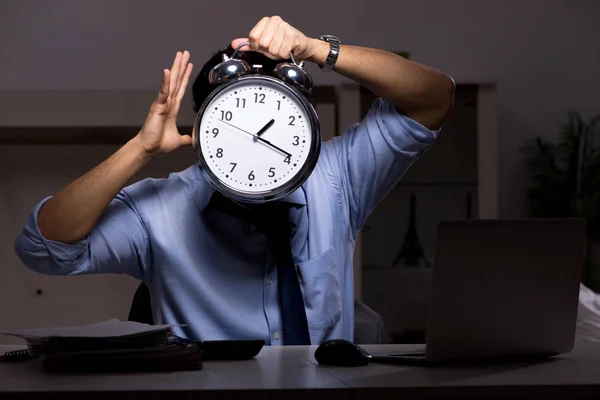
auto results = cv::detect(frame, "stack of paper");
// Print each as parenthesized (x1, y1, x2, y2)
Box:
(0, 319, 202, 373)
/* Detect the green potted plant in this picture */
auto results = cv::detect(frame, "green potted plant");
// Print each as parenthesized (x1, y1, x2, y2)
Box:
(521, 110, 600, 291)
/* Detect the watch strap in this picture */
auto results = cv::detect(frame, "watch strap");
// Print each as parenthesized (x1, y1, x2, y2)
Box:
(317, 35, 340, 72)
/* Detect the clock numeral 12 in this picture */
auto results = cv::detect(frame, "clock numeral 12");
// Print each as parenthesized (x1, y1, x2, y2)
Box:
(254, 93, 265, 104)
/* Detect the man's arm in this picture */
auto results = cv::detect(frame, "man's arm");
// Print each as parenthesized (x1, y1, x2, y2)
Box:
(16, 51, 194, 277)
(233, 16, 454, 236)
(307, 43, 455, 130)
(232, 15, 454, 130)
(38, 51, 194, 244)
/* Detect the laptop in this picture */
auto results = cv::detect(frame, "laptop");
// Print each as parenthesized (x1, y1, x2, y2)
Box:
(372, 218, 586, 365)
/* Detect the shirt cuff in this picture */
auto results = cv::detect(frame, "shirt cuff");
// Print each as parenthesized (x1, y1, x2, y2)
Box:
(374, 98, 440, 156)
(22, 196, 91, 265)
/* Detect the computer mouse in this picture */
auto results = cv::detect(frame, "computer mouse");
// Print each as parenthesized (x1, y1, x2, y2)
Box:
(314, 339, 370, 367)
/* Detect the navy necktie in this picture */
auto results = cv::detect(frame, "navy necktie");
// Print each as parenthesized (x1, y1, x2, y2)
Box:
(207, 194, 310, 345)
(261, 203, 311, 345)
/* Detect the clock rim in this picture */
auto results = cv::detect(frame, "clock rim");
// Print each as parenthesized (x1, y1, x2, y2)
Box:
(193, 74, 321, 203)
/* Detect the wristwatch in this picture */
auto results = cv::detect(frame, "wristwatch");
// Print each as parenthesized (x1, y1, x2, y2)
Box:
(317, 35, 341, 72)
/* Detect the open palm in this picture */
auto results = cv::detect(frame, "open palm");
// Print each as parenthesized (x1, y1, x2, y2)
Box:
(139, 51, 194, 154)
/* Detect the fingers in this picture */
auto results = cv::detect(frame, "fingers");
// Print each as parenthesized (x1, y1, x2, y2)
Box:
(238, 16, 305, 60)
(156, 69, 170, 104)
(176, 62, 194, 102)
(179, 134, 193, 147)
(176, 51, 190, 89)
(248, 17, 270, 51)
(269, 25, 286, 59)
(169, 52, 183, 98)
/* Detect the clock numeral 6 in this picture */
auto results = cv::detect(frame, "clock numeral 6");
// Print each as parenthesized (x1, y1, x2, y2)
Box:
(248, 171, 255, 181)
(216, 148, 223, 158)
(268, 167, 276, 177)
(292, 136, 300, 146)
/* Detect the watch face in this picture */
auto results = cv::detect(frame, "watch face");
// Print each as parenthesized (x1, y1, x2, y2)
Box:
(195, 75, 320, 202)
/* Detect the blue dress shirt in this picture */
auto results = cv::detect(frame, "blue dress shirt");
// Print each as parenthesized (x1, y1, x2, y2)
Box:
(14, 98, 438, 345)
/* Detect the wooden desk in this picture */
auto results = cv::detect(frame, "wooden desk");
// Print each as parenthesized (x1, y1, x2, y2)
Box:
(1, 341, 600, 399)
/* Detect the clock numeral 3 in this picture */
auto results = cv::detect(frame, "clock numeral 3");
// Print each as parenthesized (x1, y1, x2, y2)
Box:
(230, 163, 237, 172)
(212, 128, 219, 138)
(284, 155, 291, 164)
(288, 116, 295, 126)
(236, 98, 246, 108)
(268, 167, 276, 177)
(254, 93, 265, 104)
(292, 136, 300, 146)
(220, 111, 233, 121)
(248, 171, 255, 181)
(216, 148, 224, 158)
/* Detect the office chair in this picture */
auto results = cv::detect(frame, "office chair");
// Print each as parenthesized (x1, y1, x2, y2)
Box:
(127, 282, 389, 344)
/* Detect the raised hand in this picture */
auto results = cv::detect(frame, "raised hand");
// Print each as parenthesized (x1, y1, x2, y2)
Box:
(138, 51, 194, 154)
(231, 16, 317, 61)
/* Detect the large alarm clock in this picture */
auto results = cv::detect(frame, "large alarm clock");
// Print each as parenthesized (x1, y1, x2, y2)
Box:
(193, 42, 321, 203)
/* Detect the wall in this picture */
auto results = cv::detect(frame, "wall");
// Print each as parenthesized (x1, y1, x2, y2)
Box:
(2, 0, 599, 214)
(1, 0, 599, 336)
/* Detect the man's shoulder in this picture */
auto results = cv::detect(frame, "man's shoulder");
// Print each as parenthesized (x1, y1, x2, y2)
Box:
(121, 164, 202, 202)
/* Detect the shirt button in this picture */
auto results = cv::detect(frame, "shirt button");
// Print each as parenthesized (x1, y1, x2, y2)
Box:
(274, 332, 281, 341)
(266, 278, 272, 285)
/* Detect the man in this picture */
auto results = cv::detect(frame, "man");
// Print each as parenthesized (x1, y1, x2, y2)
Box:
(14, 16, 454, 345)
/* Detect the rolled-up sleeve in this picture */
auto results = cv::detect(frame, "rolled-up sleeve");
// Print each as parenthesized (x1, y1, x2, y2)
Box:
(14, 189, 149, 280)
(324, 98, 440, 238)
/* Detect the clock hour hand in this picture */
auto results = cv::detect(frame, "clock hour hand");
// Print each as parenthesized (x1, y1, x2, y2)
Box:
(254, 119, 275, 140)
(218, 119, 291, 158)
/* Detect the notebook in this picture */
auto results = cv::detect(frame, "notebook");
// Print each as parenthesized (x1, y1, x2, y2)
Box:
(0, 319, 203, 372)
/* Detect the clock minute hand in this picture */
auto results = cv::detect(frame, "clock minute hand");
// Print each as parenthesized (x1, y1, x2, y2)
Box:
(257, 137, 291, 158)
(219, 119, 291, 158)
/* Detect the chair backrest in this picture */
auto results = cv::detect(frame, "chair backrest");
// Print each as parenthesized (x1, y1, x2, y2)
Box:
(128, 282, 153, 325)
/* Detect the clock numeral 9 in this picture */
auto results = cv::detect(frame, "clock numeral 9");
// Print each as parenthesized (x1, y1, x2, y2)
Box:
(220, 110, 233, 121)
(212, 128, 219, 138)
(288, 116, 295, 126)
(216, 148, 223, 158)
(292, 136, 300, 146)
(268, 167, 276, 177)
(248, 171, 255, 181)
(254, 93, 265, 104)
(236, 98, 246, 108)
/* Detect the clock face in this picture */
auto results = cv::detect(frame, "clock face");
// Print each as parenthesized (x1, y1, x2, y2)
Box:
(196, 76, 317, 200)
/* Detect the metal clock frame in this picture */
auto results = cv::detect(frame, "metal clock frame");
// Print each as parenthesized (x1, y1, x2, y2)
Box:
(193, 74, 321, 203)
